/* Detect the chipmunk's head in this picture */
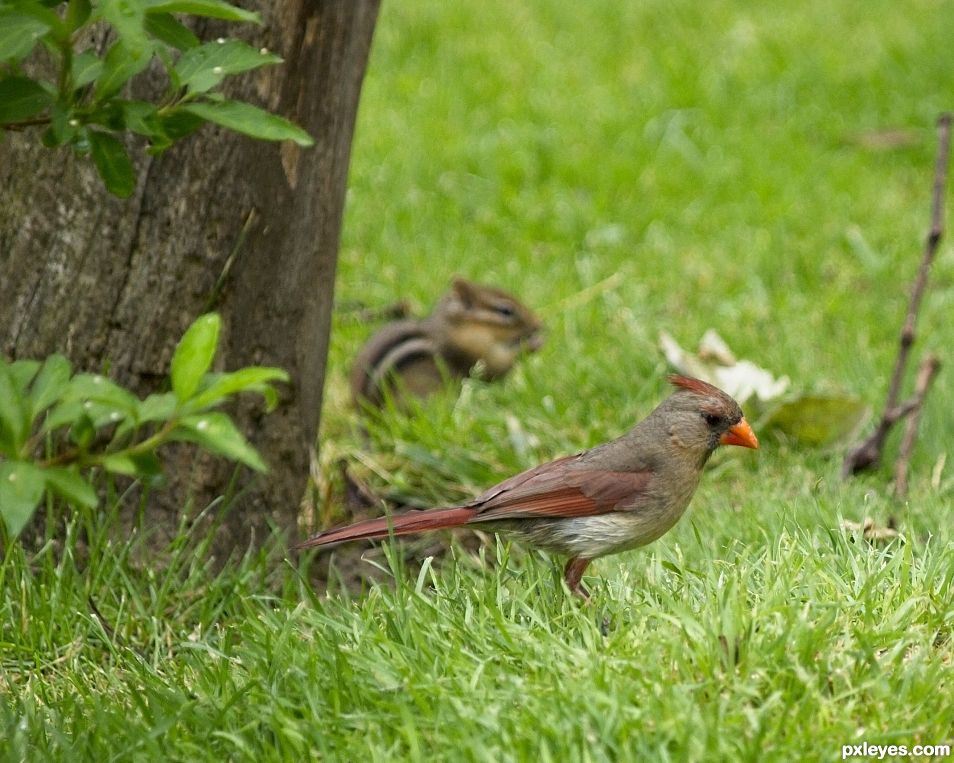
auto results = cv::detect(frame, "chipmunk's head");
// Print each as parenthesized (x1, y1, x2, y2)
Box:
(436, 277, 544, 377)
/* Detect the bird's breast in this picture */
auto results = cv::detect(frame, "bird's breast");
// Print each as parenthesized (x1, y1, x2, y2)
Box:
(496, 498, 692, 560)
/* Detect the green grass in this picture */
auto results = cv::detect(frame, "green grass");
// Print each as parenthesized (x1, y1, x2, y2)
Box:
(4, 0, 954, 759)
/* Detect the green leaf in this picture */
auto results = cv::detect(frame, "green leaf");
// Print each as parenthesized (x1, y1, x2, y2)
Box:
(170, 412, 266, 471)
(171, 313, 220, 402)
(0, 462, 46, 536)
(42, 400, 84, 433)
(43, 466, 98, 508)
(65, 0, 92, 32)
(115, 391, 174, 441)
(72, 50, 104, 89)
(181, 101, 313, 146)
(763, 396, 870, 446)
(0, 76, 53, 122)
(144, 133, 173, 155)
(43, 101, 80, 146)
(69, 413, 95, 448)
(138, 392, 178, 423)
(86, 100, 126, 131)
(46, 379, 137, 432)
(94, 40, 153, 100)
(0, 10, 50, 62)
(28, 354, 71, 419)
(88, 130, 136, 198)
(8, 2, 66, 39)
(144, 0, 260, 23)
(143, 12, 199, 50)
(62, 374, 141, 415)
(159, 109, 204, 140)
(174, 40, 282, 94)
(119, 100, 161, 137)
(96, 0, 148, 50)
(101, 451, 162, 478)
(187, 367, 289, 411)
(9, 360, 41, 389)
(0, 362, 29, 455)
(86, 403, 133, 429)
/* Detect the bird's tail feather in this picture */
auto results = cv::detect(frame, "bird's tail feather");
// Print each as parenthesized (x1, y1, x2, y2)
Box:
(295, 506, 473, 549)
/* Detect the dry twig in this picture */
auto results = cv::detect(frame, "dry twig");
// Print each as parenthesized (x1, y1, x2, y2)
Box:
(843, 113, 951, 478)
(893, 353, 941, 499)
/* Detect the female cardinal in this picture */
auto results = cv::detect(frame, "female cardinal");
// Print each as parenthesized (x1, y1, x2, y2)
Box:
(298, 375, 758, 598)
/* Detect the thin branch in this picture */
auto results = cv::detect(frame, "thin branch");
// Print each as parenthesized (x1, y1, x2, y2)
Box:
(37, 418, 178, 469)
(884, 398, 920, 426)
(843, 113, 951, 477)
(893, 353, 941, 499)
(2, 116, 53, 131)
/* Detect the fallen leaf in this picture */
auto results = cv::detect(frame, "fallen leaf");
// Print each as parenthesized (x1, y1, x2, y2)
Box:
(659, 330, 790, 404)
(713, 361, 790, 405)
(763, 396, 869, 446)
(660, 330, 711, 381)
(698, 329, 736, 365)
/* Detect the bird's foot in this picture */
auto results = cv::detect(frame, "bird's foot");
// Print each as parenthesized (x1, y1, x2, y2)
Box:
(563, 558, 592, 601)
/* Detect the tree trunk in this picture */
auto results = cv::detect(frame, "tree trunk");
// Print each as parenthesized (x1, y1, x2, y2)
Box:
(0, 0, 380, 553)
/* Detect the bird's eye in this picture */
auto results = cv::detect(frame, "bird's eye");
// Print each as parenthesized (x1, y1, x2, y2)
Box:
(702, 412, 722, 427)
(493, 303, 516, 319)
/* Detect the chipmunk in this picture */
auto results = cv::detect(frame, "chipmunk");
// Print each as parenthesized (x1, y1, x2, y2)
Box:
(350, 277, 544, 408)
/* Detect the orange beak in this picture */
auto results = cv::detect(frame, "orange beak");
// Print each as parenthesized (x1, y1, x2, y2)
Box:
(719, 417, 759, 449)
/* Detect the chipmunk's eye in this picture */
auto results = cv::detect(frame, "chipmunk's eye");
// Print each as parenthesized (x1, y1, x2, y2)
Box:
(702, 412, 722, 428)
(493, 303, 516, 318)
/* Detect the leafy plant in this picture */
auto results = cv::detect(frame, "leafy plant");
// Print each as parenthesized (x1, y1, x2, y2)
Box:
(0, 0, 313, 197)
(0, 312, 287, 536)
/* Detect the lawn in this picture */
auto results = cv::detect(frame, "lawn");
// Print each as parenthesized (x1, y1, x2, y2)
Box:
(3, 0, 953, 759)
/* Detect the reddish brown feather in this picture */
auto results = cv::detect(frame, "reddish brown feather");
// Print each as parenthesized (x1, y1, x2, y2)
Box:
(468, 454, 581, 506)
(295, 506, 473, 548)
(668, 374, 726, 397)
(475, 487, 600, 520)
(472, 469, 654, 521)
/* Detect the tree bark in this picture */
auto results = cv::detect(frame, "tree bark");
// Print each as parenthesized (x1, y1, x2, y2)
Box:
(0, 1, 380, 553)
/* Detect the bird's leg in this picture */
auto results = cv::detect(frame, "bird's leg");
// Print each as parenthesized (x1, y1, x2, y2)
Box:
(563, 557, 592, 600)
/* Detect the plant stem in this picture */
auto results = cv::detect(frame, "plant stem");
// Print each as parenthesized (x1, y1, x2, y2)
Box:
(893, 353, 941, 499)
(38, 418, 179, 470)
(842, 113, 951, 477)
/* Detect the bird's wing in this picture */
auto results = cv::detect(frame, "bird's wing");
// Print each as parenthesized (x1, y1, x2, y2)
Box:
(468, 457, 654, 521)
(468, 454, 582, 505)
